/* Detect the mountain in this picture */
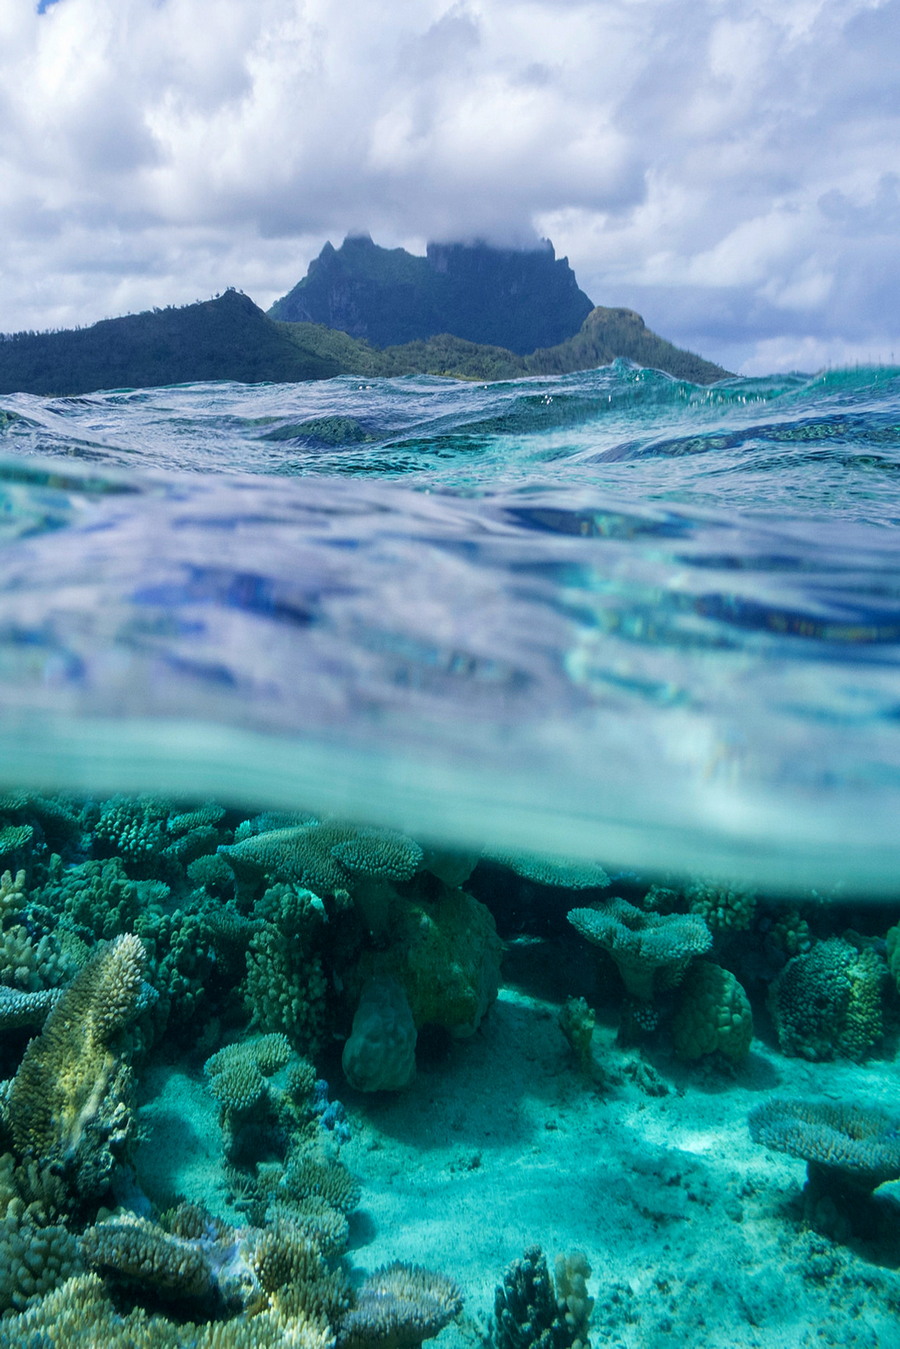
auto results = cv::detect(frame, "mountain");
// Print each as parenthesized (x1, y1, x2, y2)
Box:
(268, 234, 595, 354)
(0, 282, 730, 398)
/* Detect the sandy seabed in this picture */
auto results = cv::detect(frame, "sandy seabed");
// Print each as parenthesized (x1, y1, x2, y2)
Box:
(137, 934, 900, 1349)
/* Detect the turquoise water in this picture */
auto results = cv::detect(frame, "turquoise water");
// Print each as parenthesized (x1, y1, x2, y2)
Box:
(2, 361, 900, 890)
(2, 361, 900, 1347)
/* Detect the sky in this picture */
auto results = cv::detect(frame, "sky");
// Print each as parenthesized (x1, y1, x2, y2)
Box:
(2, 0, 900, 375)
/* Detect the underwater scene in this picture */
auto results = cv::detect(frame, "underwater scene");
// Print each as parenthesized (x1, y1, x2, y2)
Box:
(0, 362, 900, 1345)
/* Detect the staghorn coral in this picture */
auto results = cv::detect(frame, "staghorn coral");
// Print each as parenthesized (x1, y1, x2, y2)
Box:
(671, 960, 753, 1062)
(337, 1263, 463, 1349)
(487, 1245, 590, 1349)
(769, 937, 885, 1062)
(8, 933, 147, 1216)
(342, 977, 417, 1092)
(219, 822, 422, 898)
(567, 899, 711, 1001)
(749, 1097, 900, 1240)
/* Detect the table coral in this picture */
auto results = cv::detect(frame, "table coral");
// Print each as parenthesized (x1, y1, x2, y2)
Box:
(488, 851, 609, 890)
(671, 960, 753, 1062)
(7, 933, 147, 1217)
(219, 822, 423, 899)
(337, 1262, 463, 1349)
(769, 937, 885, 1061)
(0, 984, 60, 1030)
(749, 1097, 900, 1240)
(567, 899, 711, 1001)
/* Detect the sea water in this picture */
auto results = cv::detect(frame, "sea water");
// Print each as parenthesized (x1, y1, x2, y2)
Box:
(2, 360, 900, 1346)
(2, 360, 900, 890)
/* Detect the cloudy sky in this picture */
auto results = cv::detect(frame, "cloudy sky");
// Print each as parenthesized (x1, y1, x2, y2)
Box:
(2, 0, 899, 374)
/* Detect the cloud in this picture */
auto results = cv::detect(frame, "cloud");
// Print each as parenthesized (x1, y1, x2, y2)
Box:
(1, 0, 898, 372)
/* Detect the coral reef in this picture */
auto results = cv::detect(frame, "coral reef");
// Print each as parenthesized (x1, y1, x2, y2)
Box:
(7, 933, 147, 1216)
(243, 884, 330, 1055)
(769, 938, 885, 1061)
(488, 853, 609, 891)
(671, 961, 753, 1062)
(684, 879, 755, 934)
(0, 1200, 83, 1312)
(342, 977, 417, 1092)
(567, 899, 711, 1001)
(204, 1035, 317, 1163)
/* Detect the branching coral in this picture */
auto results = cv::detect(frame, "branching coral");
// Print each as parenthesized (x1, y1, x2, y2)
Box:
(0, 984, 60, 1030)
(567, 899, 711, 1001)
(769, 937, 885, 1062)
(487, 1246, 590, 1349)
(243, 885, 330, 1055)
(0, 1201, 83, 1312)
(8, 933, 147, 1216)
(337, 1263, 463, 1349)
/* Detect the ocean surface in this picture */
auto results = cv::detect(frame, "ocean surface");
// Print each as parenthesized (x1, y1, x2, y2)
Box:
(2, 360, 899, 892)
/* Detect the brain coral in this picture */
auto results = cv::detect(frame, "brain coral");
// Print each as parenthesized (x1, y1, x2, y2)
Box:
(568, 899, 711, 1001)
(672, 960, 753, 1062)
(769, 937, 884, 1061)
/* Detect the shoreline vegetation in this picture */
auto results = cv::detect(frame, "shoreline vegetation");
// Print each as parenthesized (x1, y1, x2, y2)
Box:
(0, 237, 730, 397)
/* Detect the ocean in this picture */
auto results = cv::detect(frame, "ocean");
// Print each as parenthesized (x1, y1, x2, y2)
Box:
(0, 361, 899, 1346)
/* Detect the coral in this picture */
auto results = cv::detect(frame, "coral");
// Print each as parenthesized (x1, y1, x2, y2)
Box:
(553, 1253, 593, 1349)
(0, 923, 72, 993)
(685, 879, 755, 933)
(749, 1097, 900, 1240)
(567, 899, 711, 1001)
(81, 1214, 213, 1303)
(93, 795, 170, 873)
(342, 977, 417, 1092)
(671, 961, 753, 1062)
(770, 938, 885, 1061)
(419, 846, 480, 889)
(557, 998, 597, 1079)
(489, 852, 609, 891)
(0, 984, 60, 1030)
(360, 886, 502, 1038)
(0, 868, 26, 926)
(886, 921, 900, 991)
(487, 1246, 590, 1349)
(44, 857, 140, 941)
(280, 1152, 361, 1215)
(219, 822, 422, 897)
(8, 934, 147, 1216)
(0, 825, 33, 860)
(135, 905, 219, 1038)
(243, 885, 330, 1054)
(0, 1201, 82, 1312)
(337, 1263, 463, 1349)
(749, 1098, 900, 1191)
(204, 1036, 318, 1166)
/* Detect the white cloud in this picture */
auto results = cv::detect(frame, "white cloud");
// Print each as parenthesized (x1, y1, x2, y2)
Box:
(0, 0, 898, 372)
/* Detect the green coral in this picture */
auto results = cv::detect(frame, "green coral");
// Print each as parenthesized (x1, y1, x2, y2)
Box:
(568, 899, 711, 1001)
(0, 1201, 83, 1312)
(685, 879, 755, 934)
(671, 960, 753, 1061)
(243, 886, 329, 1055)
(0, 985, 60, 1031)
(488, 851, 609, 891)
(358, 886, 503, 1037)
(8, 934, 147, 1217)
(336, 1263, 463, 1349)
(770, 938, 884, 1062)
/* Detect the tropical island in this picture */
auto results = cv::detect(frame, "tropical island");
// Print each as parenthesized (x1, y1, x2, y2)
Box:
(0, 236, 729, 396)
